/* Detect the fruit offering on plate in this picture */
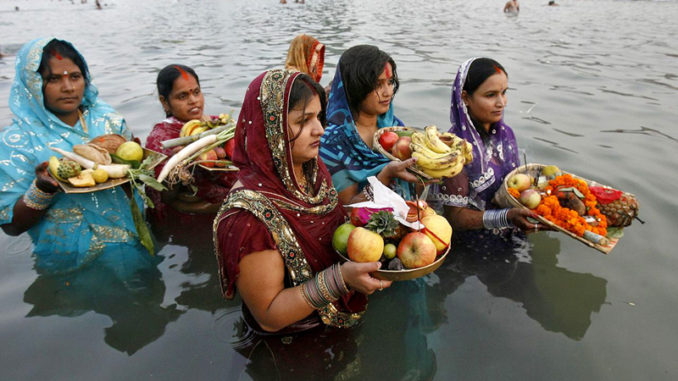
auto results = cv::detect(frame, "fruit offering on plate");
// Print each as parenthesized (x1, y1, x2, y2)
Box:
(507, 166, 610, 240)
(407, 125, 474, 179)
(333, 204, 453, 271)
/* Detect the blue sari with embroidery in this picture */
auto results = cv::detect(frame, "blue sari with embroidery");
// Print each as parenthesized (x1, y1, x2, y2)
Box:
(319, 64, 413, 199)
(0, 38, 155, 275)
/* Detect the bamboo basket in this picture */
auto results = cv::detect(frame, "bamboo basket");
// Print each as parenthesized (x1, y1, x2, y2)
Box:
(494, 163, 633, 254)
(372, 126, 433, 180)
(337, 244, 450, 281)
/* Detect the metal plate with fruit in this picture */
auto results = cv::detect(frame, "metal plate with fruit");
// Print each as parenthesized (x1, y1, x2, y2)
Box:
(332, 202, 453, 281)
(494, 163, 638, 254)
(48, 136, 166, 194)
(373, 125, 474, 180)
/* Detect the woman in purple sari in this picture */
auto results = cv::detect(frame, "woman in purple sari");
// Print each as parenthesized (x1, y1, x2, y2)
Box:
(430, 58, 539, 254)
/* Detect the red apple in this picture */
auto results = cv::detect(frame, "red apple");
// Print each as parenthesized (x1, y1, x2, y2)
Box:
(421, 214, 453, 254)
(507, 173, 532, 191)
(519, 189, 542, 209)
(347, 227, 384, 263)
(397, 231, 437, 269)
(199, 149, 218, 168)
(224, 139, 236, 159)
(391, 136, 412, 160)
(379, 131, 399, 152)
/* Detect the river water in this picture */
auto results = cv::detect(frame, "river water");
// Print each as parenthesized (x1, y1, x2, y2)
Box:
(1, 0, 677, 379)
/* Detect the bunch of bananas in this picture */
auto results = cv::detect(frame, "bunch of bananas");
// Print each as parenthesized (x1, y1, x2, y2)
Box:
(410, 125, 474, 178)
(179, 114, 232, 137)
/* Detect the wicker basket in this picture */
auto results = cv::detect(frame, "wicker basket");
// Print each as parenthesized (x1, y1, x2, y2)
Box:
(494, 163, 632, 254)
(337, 244, 450, 281)
(372, 126, 433, 180)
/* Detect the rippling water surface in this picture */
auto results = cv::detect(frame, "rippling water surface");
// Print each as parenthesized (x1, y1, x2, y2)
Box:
(1, 0, 678, 379)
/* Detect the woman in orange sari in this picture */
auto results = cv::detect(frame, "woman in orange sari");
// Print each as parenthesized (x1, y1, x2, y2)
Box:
(285, 34, 325, 83)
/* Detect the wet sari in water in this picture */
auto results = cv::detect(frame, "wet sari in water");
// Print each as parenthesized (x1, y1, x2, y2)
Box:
(0, 38, 154, 274)
(214, 70, 366, 333)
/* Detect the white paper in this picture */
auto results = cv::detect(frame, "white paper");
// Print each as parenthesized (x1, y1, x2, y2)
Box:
(347, 176, 424, 230)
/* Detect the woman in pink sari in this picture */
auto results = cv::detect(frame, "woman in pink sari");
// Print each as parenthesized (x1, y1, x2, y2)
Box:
(145, 64, 236, 218)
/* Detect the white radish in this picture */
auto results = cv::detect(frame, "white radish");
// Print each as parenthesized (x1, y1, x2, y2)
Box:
(50, 147, 130, 178)
(156, 134, 218, 183)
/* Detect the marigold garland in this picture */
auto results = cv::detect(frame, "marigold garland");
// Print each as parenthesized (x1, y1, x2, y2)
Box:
(507, 187, 521, 199)
(535, 174, 607, 237)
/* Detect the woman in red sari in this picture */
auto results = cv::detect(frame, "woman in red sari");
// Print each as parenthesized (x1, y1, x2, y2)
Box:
(145, 64, 236, 218)
(214, 70, 390, 333)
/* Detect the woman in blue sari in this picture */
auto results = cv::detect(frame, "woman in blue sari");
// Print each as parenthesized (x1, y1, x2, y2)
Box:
(320, 45, 418, 204)
(0, 38, 156, 276)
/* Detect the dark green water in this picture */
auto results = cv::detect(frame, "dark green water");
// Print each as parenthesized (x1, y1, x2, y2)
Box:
(1, 0, 677, 379)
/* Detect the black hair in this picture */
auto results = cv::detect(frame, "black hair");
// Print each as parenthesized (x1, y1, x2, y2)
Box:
(288, 73, 326, 143)
(338, 45, 399, 119)
(38, 39, 89, 85)
(463, 58, 508, 140)
(463, 57, 507, 95)
(156, 64, 200, 117)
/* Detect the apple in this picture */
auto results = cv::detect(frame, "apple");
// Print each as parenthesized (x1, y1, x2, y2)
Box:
(391, 136, 412, 160)
(383, 243, 397, 260)
(507, 173, 532, 191)
(519, 189, 542, 209)
(199, 149, 218, 168)
(542, 165, 562, 180)
(349, 208, 365, 227)
(397, 231, 437, 269)
(224, 139, 236, 159)
(347, 227, 384, 263)
(420, 214, 453, 254)
(379, 131, 399, 152)
(332, 223, 356, 255)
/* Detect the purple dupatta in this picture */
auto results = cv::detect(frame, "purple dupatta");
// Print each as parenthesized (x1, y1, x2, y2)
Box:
(444, 57, 520, 210)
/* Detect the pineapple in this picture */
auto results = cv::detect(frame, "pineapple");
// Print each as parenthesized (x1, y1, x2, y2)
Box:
(598, 194, 639, 227)
(365, 211, 404, 240)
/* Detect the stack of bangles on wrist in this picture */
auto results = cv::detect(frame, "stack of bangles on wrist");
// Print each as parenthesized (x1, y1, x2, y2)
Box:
(482, 208, 514, 229)
(23, 180, 56, 210)
(300, 263, 351, 309)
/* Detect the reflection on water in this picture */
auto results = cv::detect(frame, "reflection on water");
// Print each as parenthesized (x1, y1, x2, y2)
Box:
(23, 259, 182, 355)
(2, 0, 678, 379)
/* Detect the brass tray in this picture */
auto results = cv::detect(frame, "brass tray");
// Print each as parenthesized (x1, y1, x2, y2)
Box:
(372, 126, 433, 180)
(56, 148, 166, 194)
(494, 163, 633, 254)
(337, 244, 450, 281)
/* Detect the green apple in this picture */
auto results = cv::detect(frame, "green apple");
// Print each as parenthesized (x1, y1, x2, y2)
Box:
(332, 223, 356, 255)
(383, 243, 397, 260)
(507, 173, 532, 191)
(542, 165, 562, 180)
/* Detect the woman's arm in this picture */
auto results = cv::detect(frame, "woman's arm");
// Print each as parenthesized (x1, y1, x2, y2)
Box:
(342, 158, 420, 204)
(1, 162, 59, 236)
(237, 249, 390, 332)
(445, 204, 542, 232)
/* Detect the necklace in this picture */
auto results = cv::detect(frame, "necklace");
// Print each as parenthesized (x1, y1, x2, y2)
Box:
(297, 172, 308, 191)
